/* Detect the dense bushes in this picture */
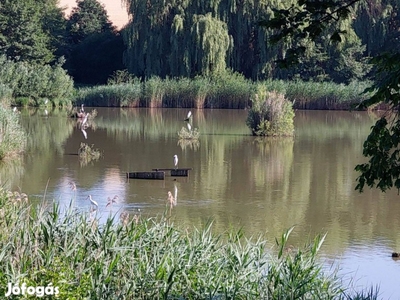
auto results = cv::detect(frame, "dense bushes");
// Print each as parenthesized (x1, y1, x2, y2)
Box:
(246, 88, 295, 136)
(0, 56, 74, 107)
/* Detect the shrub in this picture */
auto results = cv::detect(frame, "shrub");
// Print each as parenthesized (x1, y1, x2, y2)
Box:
(0, 106, 26, 160)
(0, 56, 74, 107)
(246, 86, 295, 136)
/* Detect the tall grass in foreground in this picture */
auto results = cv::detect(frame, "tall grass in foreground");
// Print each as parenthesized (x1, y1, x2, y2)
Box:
(0, 106, 26, 160)
(0, 190, 378, 299)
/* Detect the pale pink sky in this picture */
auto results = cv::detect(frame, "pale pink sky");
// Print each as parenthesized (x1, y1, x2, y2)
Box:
(58, 0, 129, 29)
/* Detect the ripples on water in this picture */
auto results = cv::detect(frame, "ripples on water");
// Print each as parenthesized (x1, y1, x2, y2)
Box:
(5, 108, 400, 297)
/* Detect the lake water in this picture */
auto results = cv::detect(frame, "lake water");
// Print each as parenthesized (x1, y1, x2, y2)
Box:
(4, 107, 400, 298)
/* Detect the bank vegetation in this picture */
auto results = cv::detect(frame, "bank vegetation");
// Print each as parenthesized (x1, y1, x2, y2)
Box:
(0, 190, 378, 299)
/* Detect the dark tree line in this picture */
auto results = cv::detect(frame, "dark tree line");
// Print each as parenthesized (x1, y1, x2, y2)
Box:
(0, 0, 124, 85)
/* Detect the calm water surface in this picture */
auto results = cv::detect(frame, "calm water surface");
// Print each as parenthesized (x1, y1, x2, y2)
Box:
(4, 108, 400, 298)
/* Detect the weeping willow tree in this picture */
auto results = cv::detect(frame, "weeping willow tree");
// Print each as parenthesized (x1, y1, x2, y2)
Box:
(353, 0, 400, 57)
(121, 0, 372, 81)
(122, 0, 231, 78)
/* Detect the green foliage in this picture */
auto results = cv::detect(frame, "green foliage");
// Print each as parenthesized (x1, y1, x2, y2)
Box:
(246, 88, 295, 136)
(0, 0, 56, 64)
(68, 32, 125, 84)
(0, 56, 74, 106)
(0, 84, 12, 107)
(65, 0, 120, 84)
(353, 52, 400, 192)
(0, 192, 378, 299)
(66, 0, 115, 44)
(267, 227, 342, 299)
(0, 106, 26, 160)
(78, 142, 101, 167)
(75, 84, 142, 107)
(206, 71, 252, 109)
(107, 69, 139, 85)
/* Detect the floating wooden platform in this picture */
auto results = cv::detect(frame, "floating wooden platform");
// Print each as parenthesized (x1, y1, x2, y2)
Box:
(152, 168, 192, 177)
(126, 171, 165, 180)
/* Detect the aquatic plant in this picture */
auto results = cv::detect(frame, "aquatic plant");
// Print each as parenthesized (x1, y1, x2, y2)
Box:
(246, 87, 295, 136)
(78, 142, 101, 166)
(177, 126, 200, 140)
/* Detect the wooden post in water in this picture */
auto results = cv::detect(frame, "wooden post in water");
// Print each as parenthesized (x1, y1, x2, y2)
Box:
(152, 168, 192, 177)
(170, 169, 189, 177)
(126, 171, 165, 180)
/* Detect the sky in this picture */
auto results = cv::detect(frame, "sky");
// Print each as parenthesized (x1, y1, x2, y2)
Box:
(58, 0, 129, 29)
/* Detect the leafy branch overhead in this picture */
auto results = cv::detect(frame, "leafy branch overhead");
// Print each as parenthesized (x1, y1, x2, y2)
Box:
(261, 0, 400, 193)
(259, 0, 361, 66)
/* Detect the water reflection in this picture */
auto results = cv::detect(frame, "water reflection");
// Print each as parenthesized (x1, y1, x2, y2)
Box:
(3, 108, 400, 297)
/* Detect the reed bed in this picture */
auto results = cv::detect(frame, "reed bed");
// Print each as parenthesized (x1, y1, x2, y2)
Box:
(162, 77, 211, 108)
(0, 84, 12, 107)
(0, 106, 26, 160)
(75, 84, 142, 107)
(0, 190, 379, 299)
(73, 76, 369, 111)
(285, 80, 370, 110)
(205, 72, 252, 109)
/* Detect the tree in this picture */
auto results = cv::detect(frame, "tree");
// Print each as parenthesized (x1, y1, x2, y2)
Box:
(65, 0, 121, 84)
(66, 0, 115, 44)
(260, 0, 400, 193)
(0, 0, 55, 64)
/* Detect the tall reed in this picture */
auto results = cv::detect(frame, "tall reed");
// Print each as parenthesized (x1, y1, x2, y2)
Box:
(205, 71, 252, 109)
(75, 84, 142, 107)
(0, 84, 12, 108)
(0, 106, 26, 160)
(0, 190, 379, 299)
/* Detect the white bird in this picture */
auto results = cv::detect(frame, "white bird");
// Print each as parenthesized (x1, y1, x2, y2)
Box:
(167, 191, 175, 208)
(87, 195, 98, 209)
(80, 104, 85, 113)
(106, 195, 118, 207)
(81, 112, 89, 128)
(173, 154, 178, 169)
(187, 122, 192, 132)
(81, 128, 87, 139)
(184, 111, 192, 121)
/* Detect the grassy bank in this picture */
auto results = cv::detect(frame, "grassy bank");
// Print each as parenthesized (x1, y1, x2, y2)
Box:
(75, 75, 370, 110)
(0, 189, 378, 299)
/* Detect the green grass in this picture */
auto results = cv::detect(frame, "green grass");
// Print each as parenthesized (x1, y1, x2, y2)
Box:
(0, 189, 379, 299)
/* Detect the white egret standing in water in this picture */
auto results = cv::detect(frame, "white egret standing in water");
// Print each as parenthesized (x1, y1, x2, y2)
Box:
(184, 111, 192, 121)
(173, 155, 178, 169)
(87, 195, 98, 209)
